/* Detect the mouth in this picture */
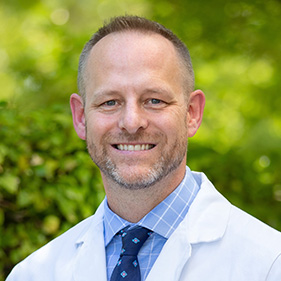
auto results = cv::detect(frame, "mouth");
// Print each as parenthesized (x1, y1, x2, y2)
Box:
(113, 144, 155, 151)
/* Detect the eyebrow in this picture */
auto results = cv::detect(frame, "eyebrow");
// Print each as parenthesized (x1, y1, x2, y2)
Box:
(93, 86, 173, 97)
(143, 87, 171, 95)
(92, 88, 119, 97)
(88, 90, 121, 104)
(87, 87, 176, 108)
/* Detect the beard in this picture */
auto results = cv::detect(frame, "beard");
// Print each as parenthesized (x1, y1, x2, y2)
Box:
(86, 129, 188, 190)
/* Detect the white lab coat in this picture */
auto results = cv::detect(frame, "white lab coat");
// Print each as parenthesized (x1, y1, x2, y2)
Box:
(6, 172, 281, 281)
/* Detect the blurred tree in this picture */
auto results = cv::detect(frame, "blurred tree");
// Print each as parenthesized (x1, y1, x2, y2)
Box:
(1, 0, 281, 280)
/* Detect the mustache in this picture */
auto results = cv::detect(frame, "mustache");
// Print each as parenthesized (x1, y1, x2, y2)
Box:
(102, 131, 165, 143)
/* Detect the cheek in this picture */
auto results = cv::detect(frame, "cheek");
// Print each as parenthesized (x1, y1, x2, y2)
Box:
(160, 110, 188, 132)
(86, 115, 116, 142)
(154, 117, 187, 146)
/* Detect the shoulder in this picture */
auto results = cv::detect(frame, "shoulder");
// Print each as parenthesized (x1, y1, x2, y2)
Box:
(222, 205, 281, 278)
(181, 171, 281, 279)
(188, 171, 281, 275)
(227, 204, 281, 255)
(6, 202, 105, 281)
(193, 170, 281, 246)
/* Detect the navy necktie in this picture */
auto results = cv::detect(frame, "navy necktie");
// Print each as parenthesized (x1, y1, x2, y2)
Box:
(110, 226, 152, 280)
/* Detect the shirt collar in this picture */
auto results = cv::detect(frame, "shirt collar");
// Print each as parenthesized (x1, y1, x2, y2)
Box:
(103, 166, 200, 246)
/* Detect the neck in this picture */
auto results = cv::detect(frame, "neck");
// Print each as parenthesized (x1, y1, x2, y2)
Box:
(102, 165, 186, 223)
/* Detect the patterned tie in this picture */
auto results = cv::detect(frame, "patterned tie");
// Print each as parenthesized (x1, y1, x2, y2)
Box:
(110, 226, 152, 281)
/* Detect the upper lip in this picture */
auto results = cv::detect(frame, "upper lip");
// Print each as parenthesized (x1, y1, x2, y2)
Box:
(113, 142, 154, 145)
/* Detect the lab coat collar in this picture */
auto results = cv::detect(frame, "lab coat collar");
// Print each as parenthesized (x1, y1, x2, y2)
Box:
(72, 171, 231, 281)
(186, 171, 231, 244)
(73, 202, 107, 281)
(146, 172, 231, 280)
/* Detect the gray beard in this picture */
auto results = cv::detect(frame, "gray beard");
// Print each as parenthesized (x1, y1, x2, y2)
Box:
(86, 137, 187, 190)
(103, 153, 184, 190)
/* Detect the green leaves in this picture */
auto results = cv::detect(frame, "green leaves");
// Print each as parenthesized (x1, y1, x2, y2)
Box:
(0, 104, 103, 279)
(1, 0, 281, 279)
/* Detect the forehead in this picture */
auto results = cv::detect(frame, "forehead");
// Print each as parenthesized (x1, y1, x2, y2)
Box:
(82, 31, 187, 103)
(86, 31, 182, 73)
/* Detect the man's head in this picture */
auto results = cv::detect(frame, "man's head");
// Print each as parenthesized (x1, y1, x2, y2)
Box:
(70, 16, 205, 191)
(77, 15, 195, 104)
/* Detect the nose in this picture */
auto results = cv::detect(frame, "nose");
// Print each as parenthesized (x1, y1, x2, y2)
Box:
(118, 103, 148, 134)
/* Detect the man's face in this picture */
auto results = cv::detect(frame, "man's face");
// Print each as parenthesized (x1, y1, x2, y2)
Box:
(82, 32, 190, 189)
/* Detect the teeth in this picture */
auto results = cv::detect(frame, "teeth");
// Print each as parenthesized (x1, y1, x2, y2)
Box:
(116, 144, 154, 151)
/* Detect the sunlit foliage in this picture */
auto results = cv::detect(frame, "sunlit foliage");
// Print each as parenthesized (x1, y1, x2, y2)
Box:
(1, 0, 281, 279)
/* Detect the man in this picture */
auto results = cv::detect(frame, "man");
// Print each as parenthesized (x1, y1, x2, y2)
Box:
(7, 15, 281, 281)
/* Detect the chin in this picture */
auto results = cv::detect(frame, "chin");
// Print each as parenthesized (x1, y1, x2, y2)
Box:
(106, 164, 167, 190)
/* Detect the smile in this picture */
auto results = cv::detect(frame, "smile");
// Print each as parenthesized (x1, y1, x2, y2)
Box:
(114, 144, 155, 151)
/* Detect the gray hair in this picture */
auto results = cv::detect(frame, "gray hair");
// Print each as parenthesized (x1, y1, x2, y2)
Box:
(78, 15, 194, 103)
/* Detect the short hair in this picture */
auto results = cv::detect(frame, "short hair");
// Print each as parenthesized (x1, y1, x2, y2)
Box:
(78, 15, 194, 103)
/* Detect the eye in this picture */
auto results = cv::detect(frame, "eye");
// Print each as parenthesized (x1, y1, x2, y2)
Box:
(150, 98, 161, 104)
(103, 100, 116, 106)
(145, 98, 168, 109)
(98, 99, 119, 112)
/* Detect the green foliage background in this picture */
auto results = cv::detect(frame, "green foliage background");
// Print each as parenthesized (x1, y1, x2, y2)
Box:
(1, 0, 281, 279)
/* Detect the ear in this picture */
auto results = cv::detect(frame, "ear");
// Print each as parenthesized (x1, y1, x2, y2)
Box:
(70, 93, 86, 140)
(186, 90, 205, 137)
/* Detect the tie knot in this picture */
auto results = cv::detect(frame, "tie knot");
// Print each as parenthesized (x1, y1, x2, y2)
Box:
(119, 226, 152, 257)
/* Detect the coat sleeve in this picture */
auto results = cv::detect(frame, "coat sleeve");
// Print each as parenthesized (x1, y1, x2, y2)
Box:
(266, 253, 281, 280)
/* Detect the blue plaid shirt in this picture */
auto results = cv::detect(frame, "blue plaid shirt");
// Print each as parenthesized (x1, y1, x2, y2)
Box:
(103, 166, 199, 280)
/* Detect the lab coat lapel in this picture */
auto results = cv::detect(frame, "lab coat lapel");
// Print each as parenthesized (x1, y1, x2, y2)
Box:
(146, 219, 192, 281)
(73, 202, 107, 281)
(147, 172, 231, 281)
(186, 171, 231, 244)
(73, 172, 231, 281)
